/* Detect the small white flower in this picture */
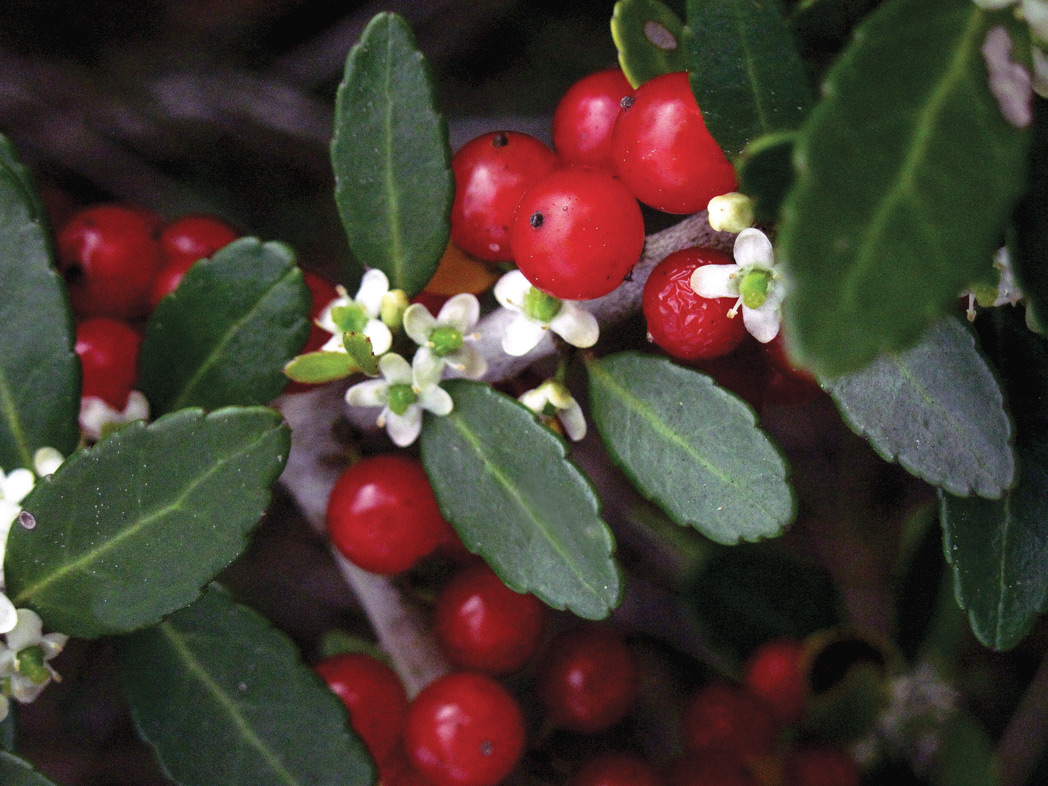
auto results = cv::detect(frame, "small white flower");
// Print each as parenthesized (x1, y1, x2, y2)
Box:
(315, 269, 394, 357)
(344, 352, 453, 447)
(972, 0, 1048, 44)
(690, 228, 783, 343)
(519, 380, 587, 441)
(79, 390, 150, 442)
(403, 294, 486, 380)
(0, 609, 68, 711)
(493, 271, 599, 356)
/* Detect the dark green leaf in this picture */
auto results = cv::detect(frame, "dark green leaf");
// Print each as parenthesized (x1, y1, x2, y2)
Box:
(1013, 96, 1048, 329)
(821, 317, 1014, 498)
(736, 131, 796, 224)
(934, 712, 999, 786)
(587, 352, 793, 545)
(0, 751, 59, 786)
(139, 238, 311, 415)
(7, 407, 289, 638)
(115, 585, 374, 786)
(0, 136, 48, 231)
(790, 0, 882, 47)
(0, 166, 79, 470)
(283, 351, 358, 384)
(343, 332, 380, 376)
(420, 380, 621, 620)
(779, 0, 1032, 376)
(611, 0, 688, 88)
(686, 0, 814, 158)
(332, 12, 453, 296)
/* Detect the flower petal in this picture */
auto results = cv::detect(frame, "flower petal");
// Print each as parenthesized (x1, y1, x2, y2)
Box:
(385, 408, 423, 447)
(733, 227, 775, 269)
(315, 292, 351, 334)
(0, 595, 15, 635)
(558, 399, 588, 442)
(743, 304, 782, 344)
(447, 345, 487, 380)
(418, 384, 454, 416)
(412, 347, 446, 385)
(501, 315, 548, 356)
(363, 319, 393, 356)
(378, 352, 413, 385)
(403, 303, 438, 346)
(32, 448, 64, 478)
(493, 270, 531, 311)
(344, 379, 388, 408)
(1, 469, 34, 505)
(438, 293, 481, 332)
(518, 386, 551, 414)
(355, 269, 391, 314)
(5, 608, 42, 649)
(549, 304, 599, 348)
(691, 264, 741, 299)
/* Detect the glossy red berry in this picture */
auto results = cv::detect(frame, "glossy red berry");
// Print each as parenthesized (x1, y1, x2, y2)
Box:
(314, 652, 409, 764)
(743, 638, 808, 727)
(761, 335, 824, 407)
(511, 166, 644, 300)
(326, 454, 456, 575)
(611, 71, 736, 214)
(536, 625, 639, 733)
(680, 681, 779, 762)
(159, 213, 240, 268)
(433, 561, 547, 675)
(379, 746, 439, 786)
(553, 68, 633, 172)
(75, 317, 142, 410)
(570, 752, 662, 786)
(664, 754, 760, 786)
(451, 131, 559, 262)
(58, 203, 162, 319)
(404, 671, 525, 786)
(785, 746, 861, 786)
(643, 247, 747, 361)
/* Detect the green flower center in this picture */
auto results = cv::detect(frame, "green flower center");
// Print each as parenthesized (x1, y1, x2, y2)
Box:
(17, 645, 50, 685)
(522, 286, 562, 323)
(386, 383, 417, 416)
(430, 325, 464, 356)
(739, 268, 773, 310)
(332, 303, 369, 334)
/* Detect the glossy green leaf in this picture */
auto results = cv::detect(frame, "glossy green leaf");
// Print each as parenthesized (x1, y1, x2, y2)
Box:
(686, 0, 814, 158)
(0, 166, 79, 470)
(587, 352, 793, 545)
(736, 131, 796, 225)
(343, 332, 380, 377)
(612, 0, 688, 88)
(139, 238, 311, 416)
(779, 0, 1032, 377)
(822, 317, 1014, 498)
(0, 135, 48, 230)
(0, 752, 59, 786)
(7, 407, 289, 638)
(1013, 97, 1048, 329)
(420, 380, 621, 620)
(115, 585, 374, 786)
(283, 351, 358, 384)
(332, 12, 453, 296)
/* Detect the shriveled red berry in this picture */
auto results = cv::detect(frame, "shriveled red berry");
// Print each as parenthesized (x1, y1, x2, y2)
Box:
(553, 68, 633, 172)
(58, 203, 162, 319)
(570, 752, 662, 786)
(536, 625, 639, 733)
(314, 652, 408, 764)
(664, 754, 760, 786)
(434, 561, 547, 675)
(159, 213, 240, 268)
(326, 454, 456, 575)
(611, 71, 736, 214)
(451, 131, 559, 262)
(743, 638, 808, 727)
(785, 746, 861, 786)
(511, 166, 644, 301)
(404, 672, 525, 786)
(75, 317, 142, 409)
(680, 681, 779, 762)
(643, 247, 747, 361)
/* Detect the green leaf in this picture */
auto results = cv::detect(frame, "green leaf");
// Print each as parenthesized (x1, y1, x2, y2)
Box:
(284, 351, 359, 384)
(587, 352, 794, 545)
(343, 332, 380, 377)
(934, 712, 1000, 786)
(139, 238, 311, 416)
(686, 0, 815, 158)
(1013, 97, 1048, 328)
(0, 752, 60, 786)
(0, 166, 79, 470)
(420, 380, 621, 620)
(7, 407, 289, 638)
(0, 136, 49, 231)
(821, 317, 1014, 498)
(611, 0, 688, 88)
(332, 12, 453, 296)
(778, 0, 1032, 377)
(736, 131, 796, 225)
(115, 585, 374, 786)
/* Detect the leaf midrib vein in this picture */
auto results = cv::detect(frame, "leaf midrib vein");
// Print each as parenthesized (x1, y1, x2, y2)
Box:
(0, 360, 32, 468)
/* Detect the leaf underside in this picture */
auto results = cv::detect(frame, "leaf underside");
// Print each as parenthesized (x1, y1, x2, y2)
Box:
(611, 0, 688, 88)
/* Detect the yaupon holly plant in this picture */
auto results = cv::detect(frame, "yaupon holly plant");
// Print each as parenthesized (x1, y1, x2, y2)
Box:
(1, 0, 1047, 784)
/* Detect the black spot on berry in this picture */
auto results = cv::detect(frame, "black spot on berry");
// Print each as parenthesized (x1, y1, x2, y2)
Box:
(620, 96, 635, 110)
(63, 265, 84, 285)
(480, 741, 493, 757)
(530, 212, 544, 228)
(492, 132, 509, 148)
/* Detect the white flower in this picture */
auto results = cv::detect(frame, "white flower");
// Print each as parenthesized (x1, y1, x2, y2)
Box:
(972, 0, 1048, 43)
(344, 352, 453, 447)
(403, 294, 486, 380)
(964, 246, 1026, 320)
(493, 271, 599, 356)
(707, 192, 755, 234)
(315, 269, 394, 357)
(79, 390, 150, 442)
(690, 228, 783, 343)
(519, 381, 587, 441)
(0, 609, 68, 717)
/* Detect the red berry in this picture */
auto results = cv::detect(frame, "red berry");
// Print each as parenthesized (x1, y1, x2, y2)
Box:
(761, 335, 823, 407)
(433, 562, 547, 675)
(379, 746, 438, 786)
(664, 754, 760, 786)
(314, 652, 409, 764)
(58, 204, 162, 319)
(643, 247, 747, 361)
(743, 638, 808, 727)
(75, 317, 142, 410)
(680, 682, 779, 762)
(149, 256, 197, 310)
(326, 454, 456, 575)
(611, 71, 736, 214)
(450, 131, 559, 262)
(553, 68, 634, 172)
(536, 625, 639, 733)
(159, 213, 240, 268)
(404, 672, 525, 786)
(570, 752, 663, 786)
(511, 166, 644, 301)
(785, 747, 861, 786)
